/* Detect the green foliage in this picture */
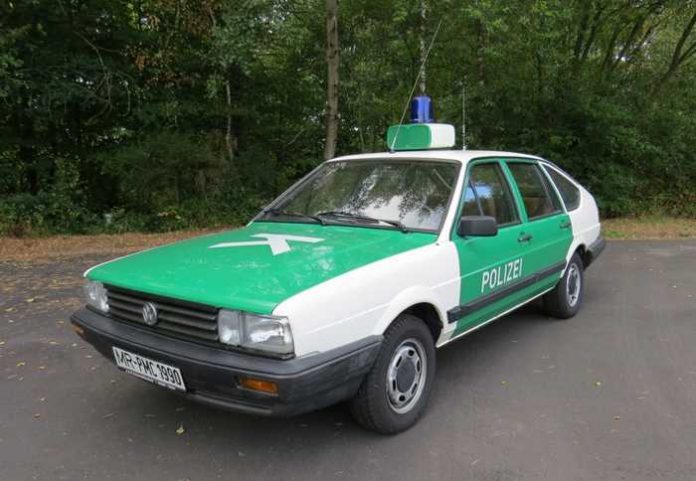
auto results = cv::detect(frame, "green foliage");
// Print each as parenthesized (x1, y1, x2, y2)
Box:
(0, 157, 97, 236)
(1, 0, 695, 237)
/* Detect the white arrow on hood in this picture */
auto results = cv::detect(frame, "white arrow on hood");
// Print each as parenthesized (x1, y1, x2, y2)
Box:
(209, 233, 324, 256)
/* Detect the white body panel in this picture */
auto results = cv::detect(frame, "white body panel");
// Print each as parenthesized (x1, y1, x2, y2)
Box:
(273, 242, 460, 356)
(566, 187, 601, 262)
(273, 150, 602, 357)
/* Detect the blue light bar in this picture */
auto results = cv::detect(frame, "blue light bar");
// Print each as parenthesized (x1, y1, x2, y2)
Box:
(410, 95, 434, 123)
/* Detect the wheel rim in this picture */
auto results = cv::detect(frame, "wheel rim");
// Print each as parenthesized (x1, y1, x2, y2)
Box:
(386, 338, 427, 414)
(566, 263, 581, 307)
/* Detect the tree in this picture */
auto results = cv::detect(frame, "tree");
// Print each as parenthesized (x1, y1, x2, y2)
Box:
(1, 0, 695, 236)
(324, 0, 340, 160)
(656, 6, 696, 91)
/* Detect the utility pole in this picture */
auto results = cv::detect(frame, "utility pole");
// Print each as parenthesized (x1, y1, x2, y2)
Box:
(324, 0, 340, 160)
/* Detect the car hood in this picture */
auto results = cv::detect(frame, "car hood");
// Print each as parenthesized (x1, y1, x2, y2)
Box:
(86, 222, 436, 314)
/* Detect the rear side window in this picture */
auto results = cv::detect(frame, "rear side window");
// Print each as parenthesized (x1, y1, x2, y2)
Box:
(544, 165, 581, 211)
(461, 163, 518, 226)
(507, 162, 562, 220)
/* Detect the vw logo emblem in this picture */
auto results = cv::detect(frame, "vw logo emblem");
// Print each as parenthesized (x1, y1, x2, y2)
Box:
(142, 302, 158, 326)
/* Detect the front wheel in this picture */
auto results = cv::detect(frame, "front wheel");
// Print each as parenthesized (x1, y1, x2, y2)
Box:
(349, 314, 436, 434)
(544, 252, 584, 319)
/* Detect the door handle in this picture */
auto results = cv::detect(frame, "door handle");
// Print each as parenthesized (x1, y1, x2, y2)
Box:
(560, 220, 572, 229)
(518, 233, 533, 243)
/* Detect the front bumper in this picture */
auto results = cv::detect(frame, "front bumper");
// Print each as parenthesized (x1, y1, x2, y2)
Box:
(71, 308, 381, 417)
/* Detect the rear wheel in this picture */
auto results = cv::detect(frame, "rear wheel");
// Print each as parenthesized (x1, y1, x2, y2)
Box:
(349, 314, 436, 434)
(544, 252, 584, 319)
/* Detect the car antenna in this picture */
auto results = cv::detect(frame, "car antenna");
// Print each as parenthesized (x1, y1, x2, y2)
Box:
(389, 14, 443, 153)
(461, 83, 467, 150)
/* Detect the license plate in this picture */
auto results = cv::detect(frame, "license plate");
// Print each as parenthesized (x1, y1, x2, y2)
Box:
(112, 347, 186, 391)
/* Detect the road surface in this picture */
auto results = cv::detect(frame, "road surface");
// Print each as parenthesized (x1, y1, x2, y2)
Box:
(1, 241, 695, 480)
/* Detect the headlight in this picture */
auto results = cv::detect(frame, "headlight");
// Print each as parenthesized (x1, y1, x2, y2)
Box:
(244, 314, 294, 355)
(84, 281, 109, 312)
(218, 310, 242, 345)
(217, 310, 294, 356)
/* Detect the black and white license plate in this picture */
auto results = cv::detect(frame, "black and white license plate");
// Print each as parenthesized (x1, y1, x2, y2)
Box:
(112, 347, 186, 391)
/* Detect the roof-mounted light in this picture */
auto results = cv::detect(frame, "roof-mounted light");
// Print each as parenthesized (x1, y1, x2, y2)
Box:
(387, 95, 456, 151)
(410, 95, 434, 124)
(387, 123, 456, 151)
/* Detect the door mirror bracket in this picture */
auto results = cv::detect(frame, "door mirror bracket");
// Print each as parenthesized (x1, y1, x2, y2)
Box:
(457, 216, 498, 237)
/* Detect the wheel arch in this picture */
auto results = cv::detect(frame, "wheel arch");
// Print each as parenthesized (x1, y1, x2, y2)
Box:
(403, 303, 443, 344)
(374, 287, 448, 345)
(574, 243, 591, 268)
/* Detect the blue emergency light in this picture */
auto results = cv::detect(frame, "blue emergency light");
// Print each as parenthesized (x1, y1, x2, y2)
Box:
(410, 95, 435, 123)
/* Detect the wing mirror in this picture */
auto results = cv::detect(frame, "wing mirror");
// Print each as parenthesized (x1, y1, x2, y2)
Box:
(457, 216, 498, 237)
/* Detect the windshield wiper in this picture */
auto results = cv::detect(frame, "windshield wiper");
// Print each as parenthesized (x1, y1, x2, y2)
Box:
(262, 208, 325, 225)
(316, 211, 409, 233)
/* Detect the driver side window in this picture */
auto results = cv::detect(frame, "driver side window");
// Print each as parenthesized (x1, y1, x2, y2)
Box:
(461, 163, 519, 226)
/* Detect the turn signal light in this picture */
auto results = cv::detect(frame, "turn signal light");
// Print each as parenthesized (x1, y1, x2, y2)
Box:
(239, 377, 278, 395)
(72, 323, 85, 339)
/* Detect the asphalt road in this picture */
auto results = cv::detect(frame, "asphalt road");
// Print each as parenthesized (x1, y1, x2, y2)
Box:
(1, 241, 695, 481)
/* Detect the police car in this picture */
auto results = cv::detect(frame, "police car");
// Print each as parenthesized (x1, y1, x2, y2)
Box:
(71, 100, 604, 434)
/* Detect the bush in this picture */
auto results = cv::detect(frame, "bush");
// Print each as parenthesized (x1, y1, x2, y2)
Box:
(0, 157, 100, 236)
(0, 191, 97, 236)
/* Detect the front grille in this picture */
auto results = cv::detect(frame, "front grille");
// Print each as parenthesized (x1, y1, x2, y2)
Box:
(105, 285, 219, 343)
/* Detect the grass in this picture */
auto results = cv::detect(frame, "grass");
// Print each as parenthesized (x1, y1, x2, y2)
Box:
(602, 217, 696, 240)
(0, 229, 216, 262)
(0, 218, 694, 262)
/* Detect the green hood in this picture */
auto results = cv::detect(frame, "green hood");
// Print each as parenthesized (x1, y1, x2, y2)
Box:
(87, 222, 436, 314)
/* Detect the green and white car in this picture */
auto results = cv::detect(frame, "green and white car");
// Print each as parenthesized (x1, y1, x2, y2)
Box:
(72, 147, 604, 434)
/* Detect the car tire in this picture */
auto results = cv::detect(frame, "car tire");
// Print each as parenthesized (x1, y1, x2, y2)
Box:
(349, 313, 436, 434)
(544, 252, 584, 319)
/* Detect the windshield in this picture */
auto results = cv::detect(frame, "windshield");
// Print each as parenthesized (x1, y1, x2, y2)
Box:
(259, 160, 459, 232)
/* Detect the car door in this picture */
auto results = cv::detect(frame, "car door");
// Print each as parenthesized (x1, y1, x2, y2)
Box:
(449, 159, 535, 337)
(503, 160, 573, 295)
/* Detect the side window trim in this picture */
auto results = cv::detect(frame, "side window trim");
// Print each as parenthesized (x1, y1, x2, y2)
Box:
(534, 163, 564, 214)
(541, 162, 582, 212)
(504, 159, 564, 222)
(489, 165, 521, 228)
(500, 161, 528, 223)
(451, 159, 521, 240)
(541, 161, 580, 184)
(469, 179, 485, 216)
(538, 164, 568, 213)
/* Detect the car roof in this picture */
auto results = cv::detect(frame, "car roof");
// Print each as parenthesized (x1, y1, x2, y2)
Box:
(330, 150, 543, 164)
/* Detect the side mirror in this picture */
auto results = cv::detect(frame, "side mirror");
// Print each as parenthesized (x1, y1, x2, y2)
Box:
(457, 216, 498, 237)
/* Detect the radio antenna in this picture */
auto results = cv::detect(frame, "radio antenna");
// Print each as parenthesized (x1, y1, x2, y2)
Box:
(419, 0, 427, 94)
(461, 83, 467, 150)
(389, 17, 443, 152)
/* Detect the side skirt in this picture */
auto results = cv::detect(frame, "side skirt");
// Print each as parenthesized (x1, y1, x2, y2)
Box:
(436, 286, 555, 349)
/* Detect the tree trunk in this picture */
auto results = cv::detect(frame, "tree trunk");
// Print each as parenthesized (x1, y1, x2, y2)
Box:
(655, 9, 696, 93)
(225, 79, 235, 163)
(573, 1, 591, 61)
(324, 0, 339, 160)
(206, 4, 235, 164)
(476, 19, 485, 86)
